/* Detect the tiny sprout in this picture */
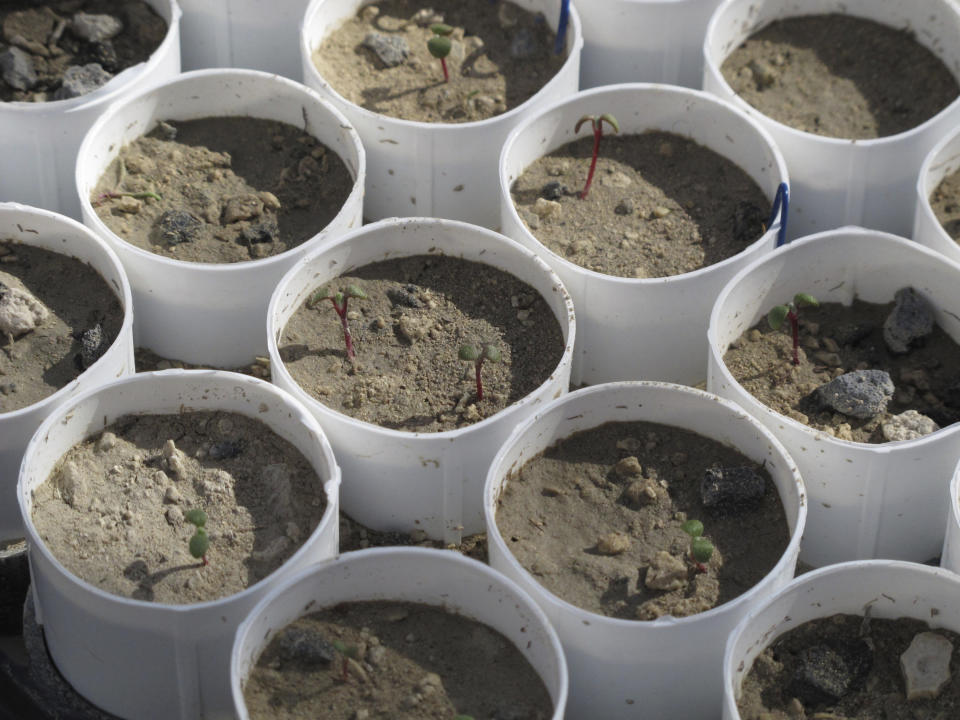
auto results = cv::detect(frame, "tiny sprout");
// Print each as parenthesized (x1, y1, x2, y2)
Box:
(681, 518, 713, 572)
(332, 639, 360, 682)
(767, 292, 819, 366)
(459, 342, 501, 402)
(428, 23, 453, 82)
(573, 113, 620, 200)
(185, 508, 209, 566)
(308, 284, 367, 364)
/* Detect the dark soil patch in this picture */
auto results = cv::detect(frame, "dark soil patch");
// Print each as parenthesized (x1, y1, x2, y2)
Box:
(510, 130, 769, 278)
(720, 14, 959, 139)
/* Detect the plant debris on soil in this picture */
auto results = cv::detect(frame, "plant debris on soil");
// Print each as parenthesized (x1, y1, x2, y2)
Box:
(280, 254, 565, 433)
(30, 411, 327, 605)
(720, 14, 960, 139)
(723, 293, 960, 444)
(92, 116, 353, 264)
(1, 0, 167, 102)
(510, 131, 770, 278)
(312, 0, 566, 123)
(495, 420, 790, 621)
(0, 240, 122, 413)
(243, 600, 553, 720)
(738, 614, 960, 719)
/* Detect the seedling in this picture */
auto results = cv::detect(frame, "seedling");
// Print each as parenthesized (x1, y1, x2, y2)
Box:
(680, 518, 713, 573)
(459, 342, 501, 402)
(574, 113, 620, 200)
(332, 639, 360, 682)
(308, 284, 367, 363)
(93, 190, 162, 207)
(185, 508, 209, 567)
(428, 23, 453, 82)
(767, 292, 819, 366)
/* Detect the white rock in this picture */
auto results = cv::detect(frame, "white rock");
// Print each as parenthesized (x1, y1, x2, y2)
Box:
(900, 631, 953, 700)
(532, 197, 562, 220)
(71, 13, 123, 43)
(644, 550, 688, 591)
(882, 410, 940, 442)
(56, 461, 87, 508)
(0, 282, 49, 336)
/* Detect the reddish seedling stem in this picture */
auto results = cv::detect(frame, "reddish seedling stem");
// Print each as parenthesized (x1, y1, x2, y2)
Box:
(474, 358, 485, 401)
(326, 296, 356, 361)
(691, 553, 707, 574)
(580, 125, 604, 200)
(440, 57, 449, 82)
(202, 555, 208, 567)
(788, 309, 799, 365)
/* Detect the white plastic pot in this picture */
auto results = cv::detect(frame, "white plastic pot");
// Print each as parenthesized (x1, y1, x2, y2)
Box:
(178, 0, 310, 79)
(231, 547, 568, 719)
(914, 124, 960, 264)
(0, 203, 134, 542)
(76, 69, 365, 368)
(942, 460, 960, 574)
(723, 560, 960, 719)
(580, 0, 724, 90)
(301, 0, 583, 228)
(703, 0, 960, 240)
(499, 83, 788, 386)
(708, 227, 960, 568)
(268, 217, 575, 544)
(18, 370, 341, 720)
(0, 0, 181, 220)
(485, 381, 805, 720)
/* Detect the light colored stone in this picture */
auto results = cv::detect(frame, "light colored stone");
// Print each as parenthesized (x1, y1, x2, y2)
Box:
(882, 410, 939, 442)
(532, 197, 562, 219)
(397, 314, 432, 342)
(96, 432, 117, 453)
(596, 532, 631, 555)
(163, 486, 181, 504)
(601, 171, 632, 188)
(625, 478, 658, 506)
(71, 12, 123, 42)
(645, 550, 688, 591)
(222, 194, 263, 224)
(900, 631, 953, 700)
(0, 282, 49, 335)
(57, 461, 87, 508)
(614, 456, 642, 479)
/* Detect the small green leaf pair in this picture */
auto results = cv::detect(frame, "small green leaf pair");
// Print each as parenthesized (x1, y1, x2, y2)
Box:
(680, 518, 714, 565)
(185, 508, 209, 565)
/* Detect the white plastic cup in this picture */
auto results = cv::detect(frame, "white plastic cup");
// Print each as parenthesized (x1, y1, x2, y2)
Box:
(0, 203, 134, 542)
(231, 547, 568, 719)
(18, 370, 341, 720)
(301, 0, 583, 228)
(708, 227, 960, 568)
(703, 0, 960, 240)
(579, 0, 724, 90)
(942, 461, 960, 574)
(499, 83, 788, 387)
(0, 0, 181, 220)
(268, 216, 575, 544)
(723, 560, 960, 720)
(178, 0, 310, 79)
(914, 124, 960, 264)
(484, 381, 806, 720)
(76, 69, 365, 368)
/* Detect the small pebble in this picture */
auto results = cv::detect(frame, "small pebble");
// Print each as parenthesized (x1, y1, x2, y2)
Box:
(596, 532, 631, 555)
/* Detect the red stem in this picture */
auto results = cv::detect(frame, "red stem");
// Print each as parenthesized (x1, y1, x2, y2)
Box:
(579, 125, 603, 199)
(328, 298, 356, 361)
(788, 310, 799, 365)
(202, 555, 208, 567)
(440, 57, 449, 82)
(474, 358, 484, 401)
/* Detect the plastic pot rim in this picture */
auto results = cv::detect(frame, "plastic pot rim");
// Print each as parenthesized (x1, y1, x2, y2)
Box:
(230, 546, 569, 716)
(498, 82, 790, 285)
(707, 225, 960, 451)
(702, 0, 960, 148)
(0, 0, 182, 115)
(300, 0, 585, 132)
(75, 68, 366, 272)
(721, 559, 960, 716)
(267, 215, 577, 442)
(0, 202, 134, 422)
(483, 380, 807, 630)
(915, 123, 960, 250)
(17, 368, 342, 614)
(951, 462, 960, 549)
